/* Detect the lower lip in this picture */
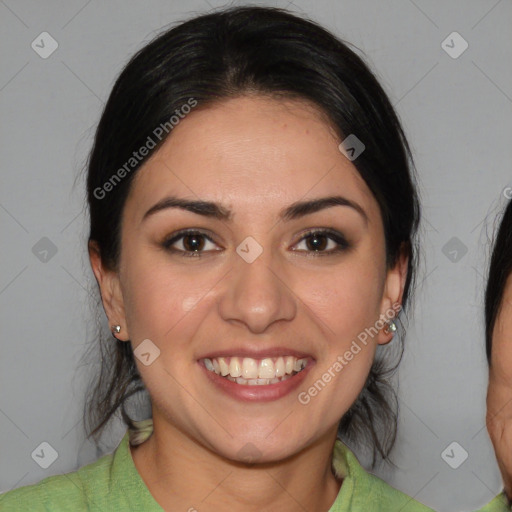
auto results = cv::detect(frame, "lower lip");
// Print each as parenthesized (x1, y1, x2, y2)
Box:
(199, 359, 315, 402)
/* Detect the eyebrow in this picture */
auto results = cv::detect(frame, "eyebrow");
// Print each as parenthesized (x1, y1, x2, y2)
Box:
(141, 195, 368, 224)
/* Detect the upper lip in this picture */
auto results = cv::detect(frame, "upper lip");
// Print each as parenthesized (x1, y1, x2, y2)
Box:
(198, 347, 315, 360)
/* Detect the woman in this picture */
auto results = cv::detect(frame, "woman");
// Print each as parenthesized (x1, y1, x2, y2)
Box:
(486, 198, 512, 509)
(0, 6, 509, 511)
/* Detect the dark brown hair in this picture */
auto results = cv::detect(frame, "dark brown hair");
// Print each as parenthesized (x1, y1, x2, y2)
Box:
(485, 199, 512, 363)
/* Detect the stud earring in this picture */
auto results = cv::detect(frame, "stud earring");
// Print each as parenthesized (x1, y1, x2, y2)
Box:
(111, 325, 122, 339)
(383, 320, 397, 336)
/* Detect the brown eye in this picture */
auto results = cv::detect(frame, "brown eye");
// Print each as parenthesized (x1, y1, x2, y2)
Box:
(293, 229, 349, 255)
(162, 230, 219, 257)
(305, 233, 329, 251)
(182, 233, 206, 252)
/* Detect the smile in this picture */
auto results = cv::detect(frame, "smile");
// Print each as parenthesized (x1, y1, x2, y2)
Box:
(200, 356, 308, 385)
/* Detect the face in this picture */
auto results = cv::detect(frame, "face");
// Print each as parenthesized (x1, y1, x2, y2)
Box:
(91, 95, 406, 463)
(491, 275, 512, 368)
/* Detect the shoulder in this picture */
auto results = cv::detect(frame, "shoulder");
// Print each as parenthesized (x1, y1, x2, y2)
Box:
(356, 470, 434, 511)
(360, 475, 510, 512)
(332, 440, 510, 512)
(332, 439, 435, 511)
(0, 441, 118, 511)
(472, 492, 511, 512)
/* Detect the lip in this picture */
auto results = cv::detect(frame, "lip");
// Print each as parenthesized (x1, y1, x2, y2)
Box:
(198, 356, 315, 402)
(198, 347, 314, 360)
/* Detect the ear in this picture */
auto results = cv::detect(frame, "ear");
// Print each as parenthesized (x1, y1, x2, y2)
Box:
(88, 240, 129, 341)
(376, 245, 409, 345)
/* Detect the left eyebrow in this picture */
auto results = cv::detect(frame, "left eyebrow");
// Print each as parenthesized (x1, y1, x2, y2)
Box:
(141, 195, 368, 225)
(281, 195, 368, 224)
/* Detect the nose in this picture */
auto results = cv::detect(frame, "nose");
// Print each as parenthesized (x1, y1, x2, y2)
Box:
(218, 243, 297, 333)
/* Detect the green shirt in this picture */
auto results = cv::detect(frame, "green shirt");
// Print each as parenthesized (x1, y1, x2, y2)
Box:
(0, 429, 509, 511)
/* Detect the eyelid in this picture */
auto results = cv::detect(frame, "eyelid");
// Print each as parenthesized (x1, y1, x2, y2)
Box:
(291, 228, 350, 254)
(161, 227, 350, 256)
(292, 227, 348, 245)
(162, 228, 220, 249)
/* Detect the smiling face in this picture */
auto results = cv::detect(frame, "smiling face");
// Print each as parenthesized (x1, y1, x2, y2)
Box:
(91, 94, 407, 463)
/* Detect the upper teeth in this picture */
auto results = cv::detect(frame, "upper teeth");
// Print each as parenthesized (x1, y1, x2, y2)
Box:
(202, 356, 307, 379)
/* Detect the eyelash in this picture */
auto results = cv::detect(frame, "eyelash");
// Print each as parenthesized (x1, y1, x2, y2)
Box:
(161, 228, 350, 258)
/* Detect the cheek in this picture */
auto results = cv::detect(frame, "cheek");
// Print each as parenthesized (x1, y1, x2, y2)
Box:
(293, 253, 383, 404)
(296, 260, 384, 340)
(121, 256, 218, 343)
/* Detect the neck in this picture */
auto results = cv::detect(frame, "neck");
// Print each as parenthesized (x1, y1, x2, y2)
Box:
(130, 418, 343, 512)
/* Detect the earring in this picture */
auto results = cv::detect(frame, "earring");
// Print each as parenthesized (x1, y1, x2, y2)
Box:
(383, 320, 397, 336)
(111, 325, 122, 339)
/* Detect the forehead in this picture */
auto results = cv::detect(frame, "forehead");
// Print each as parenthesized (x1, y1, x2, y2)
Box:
(124, 95, 380, 225)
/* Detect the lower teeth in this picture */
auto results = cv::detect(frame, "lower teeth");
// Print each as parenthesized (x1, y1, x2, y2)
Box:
(223, 371, 299, 385)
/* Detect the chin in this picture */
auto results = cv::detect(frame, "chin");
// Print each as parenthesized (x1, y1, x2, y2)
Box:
(214, 434, 304, 465)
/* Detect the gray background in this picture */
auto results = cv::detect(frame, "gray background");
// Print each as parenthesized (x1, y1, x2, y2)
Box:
(1, 1, 511, 510)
